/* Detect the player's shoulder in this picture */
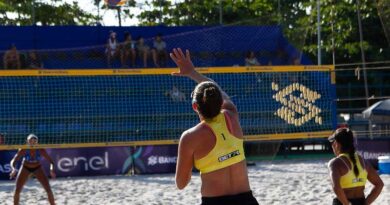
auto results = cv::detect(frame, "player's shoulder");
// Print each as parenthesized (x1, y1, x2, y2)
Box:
(181, 124, 202, 138)
(328, 157, 343, 169)
(17, 148, 26, 154)
(180, 123, 208, 143)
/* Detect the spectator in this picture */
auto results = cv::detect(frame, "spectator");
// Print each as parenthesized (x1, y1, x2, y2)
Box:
(165, 86, 186, 102)
(290, 54, 301, 65)
(105, 31, 119, 68)
(151, 34, 168, 67)
(3, 44, 21, 69)
(121, 32, 136, 68)
(136, 37, 150, 68)
(293, 57, 301, 65)
(269, 49, 287, 65)
(27, 51, 43, 69)
(244, 51, 260, 66)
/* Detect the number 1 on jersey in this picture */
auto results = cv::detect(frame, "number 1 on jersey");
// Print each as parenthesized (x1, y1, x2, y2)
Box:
(221, 133, 226, 140)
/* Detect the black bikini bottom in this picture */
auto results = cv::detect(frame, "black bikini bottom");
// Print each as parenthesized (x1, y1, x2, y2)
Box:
(23, 165, 41, 173)
(201, 191, 259, 205)
(333, 197, 366, 205)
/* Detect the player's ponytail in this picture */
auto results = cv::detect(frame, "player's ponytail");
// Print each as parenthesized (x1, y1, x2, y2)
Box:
(333, 128, 359, 177)
(348, 146, 359, 177)
(192, 81, 223, 119)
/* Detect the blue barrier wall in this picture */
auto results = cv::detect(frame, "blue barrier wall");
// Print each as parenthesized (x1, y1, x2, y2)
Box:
(0, 26, 312, 68)
(0, 25, 205, 49)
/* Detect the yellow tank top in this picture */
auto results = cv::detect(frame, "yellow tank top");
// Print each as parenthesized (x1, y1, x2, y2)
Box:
(194, 112, 245, 174)
(338, 153, 368, 189)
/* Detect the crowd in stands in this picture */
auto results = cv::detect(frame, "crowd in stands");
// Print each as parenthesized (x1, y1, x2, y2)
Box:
(106, 31, 301, 68)
(245, 49, 301, 66)
(1, 30, 303, 69)
(2, 44, 43, 69)
(105, 31, 168, 68)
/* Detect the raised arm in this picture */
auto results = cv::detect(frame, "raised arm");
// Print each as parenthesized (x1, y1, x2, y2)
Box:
(170, 48, 237, 113)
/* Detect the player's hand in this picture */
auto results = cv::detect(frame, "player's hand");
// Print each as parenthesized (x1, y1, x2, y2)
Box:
(50, 170, 56, 179)
(170, 48, 195, 77)
(9, 169, 17, 179)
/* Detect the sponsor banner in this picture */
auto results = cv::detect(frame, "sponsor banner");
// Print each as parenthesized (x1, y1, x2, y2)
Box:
(0, 150, 17, 180)
(0, 145, 178, 180)
(134, 145, 178, 174)
(357, 139, 390, 168)
(0, 147, 133, 180)
(42, 147, 133, 177)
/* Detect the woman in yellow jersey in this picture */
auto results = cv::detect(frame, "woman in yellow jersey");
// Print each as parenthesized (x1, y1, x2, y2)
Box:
(10, 134, 56, 205)
(328, 128, 383, 205)
(170, 48, 258, 205)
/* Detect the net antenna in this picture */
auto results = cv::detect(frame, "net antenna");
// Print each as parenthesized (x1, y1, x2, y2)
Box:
(103, 0, 132, 26)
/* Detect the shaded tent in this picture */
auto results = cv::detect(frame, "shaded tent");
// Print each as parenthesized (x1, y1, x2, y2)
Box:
(362, 99, 390, 119)
(359, 100, 390, 168)
(362, 99, 390, 138)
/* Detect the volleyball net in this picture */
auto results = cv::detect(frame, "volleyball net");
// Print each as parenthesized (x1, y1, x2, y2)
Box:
(0, 66, 336, 150)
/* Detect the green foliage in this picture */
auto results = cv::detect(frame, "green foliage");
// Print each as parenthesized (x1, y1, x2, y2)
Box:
(0, 0, 98, 26)
(294, 0, 388, 64)
(136, 0, 281, 26)
(134, 0, 389, 64)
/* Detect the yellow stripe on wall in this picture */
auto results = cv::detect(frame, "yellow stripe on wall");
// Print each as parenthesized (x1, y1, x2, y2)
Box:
(0, 65, 335, 77)
(0, 131, 332, 150)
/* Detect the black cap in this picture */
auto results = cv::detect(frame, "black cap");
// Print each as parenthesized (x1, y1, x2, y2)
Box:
(328, 128, 354, 144)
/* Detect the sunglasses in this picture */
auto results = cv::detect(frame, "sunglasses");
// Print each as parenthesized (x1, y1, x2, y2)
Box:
(191, 91, 197, 104)
(328, 134, 335, 143)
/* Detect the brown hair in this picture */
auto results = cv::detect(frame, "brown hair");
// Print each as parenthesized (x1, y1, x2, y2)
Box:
(192, 81, 223, 119)
(330, 128, 359, 176)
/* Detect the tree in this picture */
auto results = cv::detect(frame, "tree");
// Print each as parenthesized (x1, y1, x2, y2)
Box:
(134, 0, 388, 64)
(0, 0, 98, 26)
(294, 0, 389, 64)
(136, 0, 280, 26)
(376, 0, 390, 47)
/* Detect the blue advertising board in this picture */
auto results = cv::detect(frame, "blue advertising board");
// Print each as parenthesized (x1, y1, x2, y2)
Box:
(0, 145, 178, 180)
